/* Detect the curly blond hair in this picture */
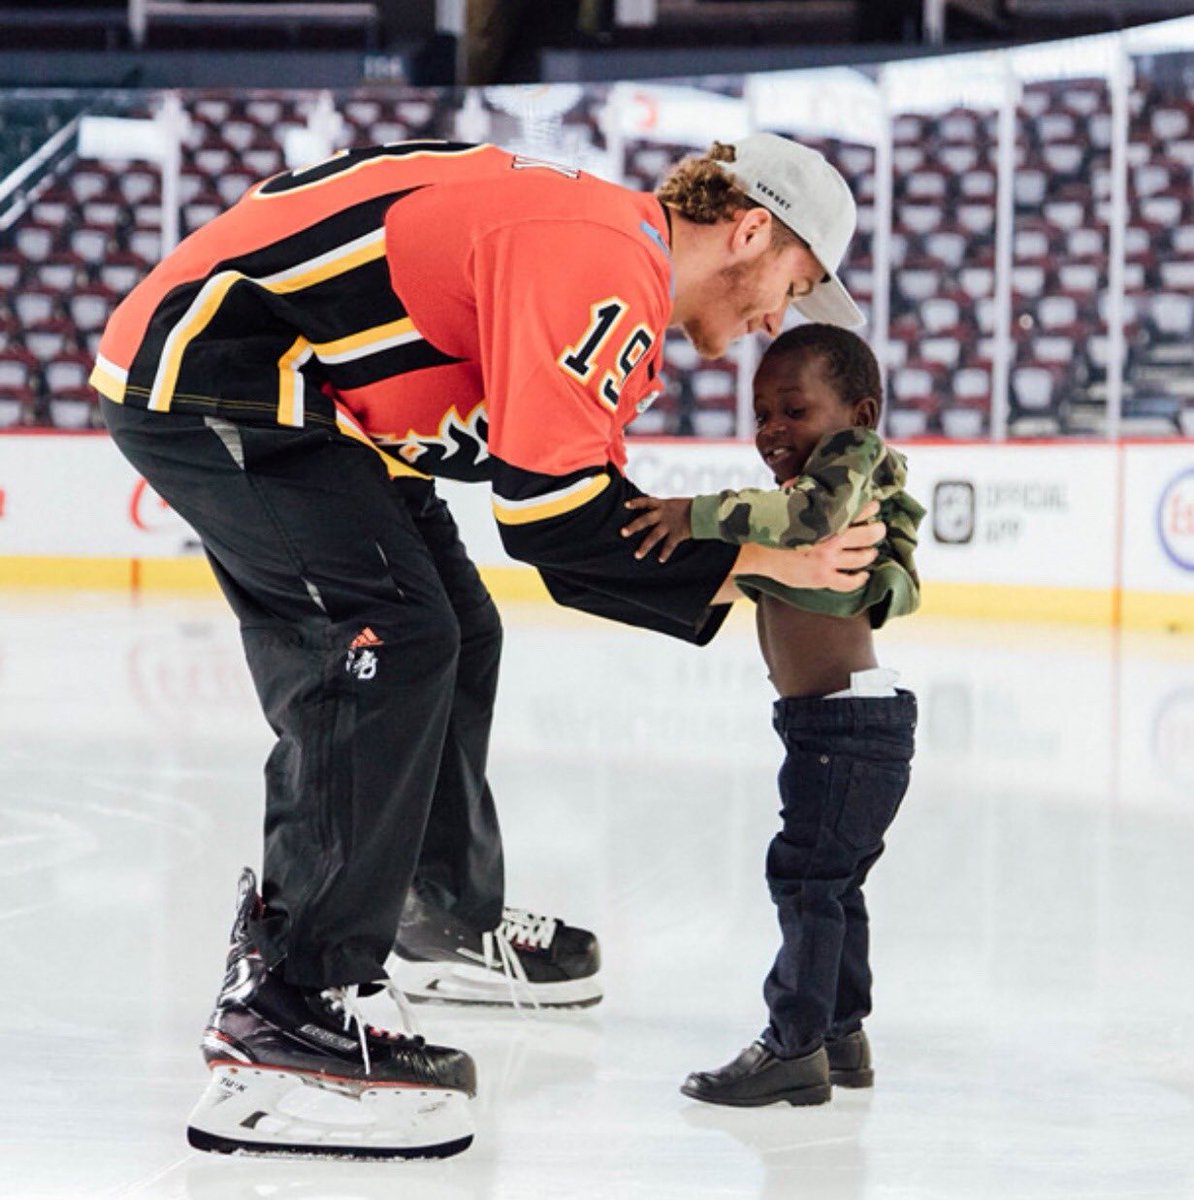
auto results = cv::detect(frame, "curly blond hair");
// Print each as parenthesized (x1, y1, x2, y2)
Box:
(655, 142, 803, 251)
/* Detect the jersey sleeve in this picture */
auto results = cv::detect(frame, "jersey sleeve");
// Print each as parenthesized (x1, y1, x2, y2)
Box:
(472, 218, 738, 642)
(689, 428, 891, 548)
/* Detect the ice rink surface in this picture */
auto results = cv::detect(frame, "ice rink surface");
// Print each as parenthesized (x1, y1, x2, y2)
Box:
(2, 591, 1193, 1200)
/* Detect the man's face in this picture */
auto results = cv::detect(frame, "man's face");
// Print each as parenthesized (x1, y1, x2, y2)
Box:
(681, 238, 825, 360)
(753, 351, 872, 484)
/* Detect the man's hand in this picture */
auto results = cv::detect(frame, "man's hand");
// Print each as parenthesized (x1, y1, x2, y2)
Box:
(713, 501, 885, 603)
(621, 496, 693, 562)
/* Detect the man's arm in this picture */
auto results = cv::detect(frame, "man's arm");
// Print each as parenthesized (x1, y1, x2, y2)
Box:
(474, 219, 880, 640)
(494, 459, 883, 630)
(492, 458, 739, 642)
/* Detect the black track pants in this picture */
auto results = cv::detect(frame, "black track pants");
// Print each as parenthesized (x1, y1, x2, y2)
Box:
(103, 400, 495, 988)
(395, 479, 505, 932)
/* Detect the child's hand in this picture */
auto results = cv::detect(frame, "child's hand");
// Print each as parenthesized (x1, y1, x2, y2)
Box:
(621, 496, 694, 562)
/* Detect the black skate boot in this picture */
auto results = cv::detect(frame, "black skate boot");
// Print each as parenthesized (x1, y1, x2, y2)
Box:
(390, 886, 602, 1009)
(680, 1041, 832, 1108)
(186, 868, 476, 1160)
(826, 1028, 874, 1088)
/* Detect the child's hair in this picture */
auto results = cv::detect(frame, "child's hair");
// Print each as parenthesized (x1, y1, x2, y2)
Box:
(762, 323, 883, 415)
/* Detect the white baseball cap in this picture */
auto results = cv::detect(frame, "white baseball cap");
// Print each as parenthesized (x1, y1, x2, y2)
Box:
(714, 132, 864, 329)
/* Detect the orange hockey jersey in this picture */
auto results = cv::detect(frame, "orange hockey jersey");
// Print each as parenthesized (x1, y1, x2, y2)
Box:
(91, 141, 736, 642)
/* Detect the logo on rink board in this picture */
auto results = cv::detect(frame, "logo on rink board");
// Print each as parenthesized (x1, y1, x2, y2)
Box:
(931, 477, 1069, 546)
(1157, 468, 1194, 572)
(931, 481, 975, 544)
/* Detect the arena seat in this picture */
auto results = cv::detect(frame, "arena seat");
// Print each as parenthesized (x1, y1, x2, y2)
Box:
(35, 252, 87, 292)
(918, 295, 964, 335)
(918, 336, 964, 369)
(890, 360, 947, 435)
(0, 251, 23, 292)
(66, 167, 113, 205)
(1066, 226, 1103, 259)
(69, 225, 115, 266)
(43, 350, 93, 396)
(923, 228, 968, 269)
(127, 229, 162, 263)
(1054, 260, 1102, 295)
(1010, 363, 1067, 421)
(68, 287, 117, 336)
(23, 317, 77, 364)
(1151, 106, 1190, 142)
(13, 287, 58, 328)
(14, 221, 59, 262)
(1145, 293, 1194, 344)
(115, 168, 160, 206)
(0, 348, 38, 426)
(957, 203, 995, 236)
(1159, 260, 1194, 291)
(99, 252, 151, 296)
(1015, 168, 1049, 208)
(1139, 192, 1185, 226)
(47, 391, 101, 430)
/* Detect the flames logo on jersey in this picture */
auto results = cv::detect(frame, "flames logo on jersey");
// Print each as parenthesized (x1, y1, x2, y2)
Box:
(377, 403, 492, 482)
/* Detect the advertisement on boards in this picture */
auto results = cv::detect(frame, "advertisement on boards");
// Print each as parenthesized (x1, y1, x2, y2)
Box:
(1122, 445, 1194, 591)
(0, 435, 200, 558)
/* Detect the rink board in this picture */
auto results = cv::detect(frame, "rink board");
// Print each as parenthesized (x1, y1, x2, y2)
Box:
(0, 433, 1190, 630)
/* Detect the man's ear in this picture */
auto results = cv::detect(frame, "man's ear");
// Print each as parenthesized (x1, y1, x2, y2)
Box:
(731, 206, 773, 256)
(854, 397, 880, 429)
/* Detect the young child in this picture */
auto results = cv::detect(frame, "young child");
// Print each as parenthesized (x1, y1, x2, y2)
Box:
(622, 323, 923, 1107)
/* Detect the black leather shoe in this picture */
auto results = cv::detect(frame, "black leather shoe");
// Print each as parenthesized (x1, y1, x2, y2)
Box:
(826, 1028, 873, 1088)
(680, 1041, 831, 1107)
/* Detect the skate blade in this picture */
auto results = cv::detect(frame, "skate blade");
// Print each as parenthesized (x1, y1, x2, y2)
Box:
(392, 958, 603, 1009)
(186, 1064, 473, 1160)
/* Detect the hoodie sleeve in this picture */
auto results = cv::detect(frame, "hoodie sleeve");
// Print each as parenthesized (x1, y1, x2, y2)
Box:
(688, 428, 894, 548)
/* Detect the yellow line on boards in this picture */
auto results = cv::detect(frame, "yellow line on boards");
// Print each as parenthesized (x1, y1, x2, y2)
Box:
(917, 581, 1116, 626)
(0, 558, 1190, 632)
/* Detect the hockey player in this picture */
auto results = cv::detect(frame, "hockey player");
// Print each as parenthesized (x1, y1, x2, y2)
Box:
(90, 135, 880, 1155)
(622, 324, 922, 1106)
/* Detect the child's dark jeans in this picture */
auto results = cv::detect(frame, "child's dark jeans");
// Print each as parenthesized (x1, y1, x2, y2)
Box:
(762, 689, 917, 1059)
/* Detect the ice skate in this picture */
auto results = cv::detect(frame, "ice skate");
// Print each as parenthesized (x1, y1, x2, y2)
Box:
(186, 868, 476, 1160)
(390, 888, 602, 1009)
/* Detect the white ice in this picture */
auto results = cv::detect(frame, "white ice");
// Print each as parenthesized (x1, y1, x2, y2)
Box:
(2, 592, 1193, 1199)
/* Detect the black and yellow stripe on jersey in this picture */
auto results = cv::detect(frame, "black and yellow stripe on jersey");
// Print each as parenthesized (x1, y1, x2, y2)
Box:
(90, 142, 482, 432)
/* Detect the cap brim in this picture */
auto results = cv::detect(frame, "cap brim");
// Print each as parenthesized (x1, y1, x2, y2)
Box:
(793, 273, 866, 330)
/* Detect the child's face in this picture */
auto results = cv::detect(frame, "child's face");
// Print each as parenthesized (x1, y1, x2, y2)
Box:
(753, 350, 877, 484)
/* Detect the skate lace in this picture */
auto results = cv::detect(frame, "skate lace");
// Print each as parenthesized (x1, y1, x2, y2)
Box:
(477, 908, 557, 1014)
(320, 985, 374, 1074)
(498, 907, 558, 951)
(320, 975, 425, 1076)
(481, 927, 538, 1013)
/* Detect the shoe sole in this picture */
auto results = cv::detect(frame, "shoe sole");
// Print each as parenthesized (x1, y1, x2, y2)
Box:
(829, 1068, 874, 1088)
(679, 1082, 832, 1108)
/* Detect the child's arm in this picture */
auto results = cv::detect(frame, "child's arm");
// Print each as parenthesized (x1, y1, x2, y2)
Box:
(622, 494, 882, 564)
(694, 428, 891, 549)
(622, 428, 893, 560)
